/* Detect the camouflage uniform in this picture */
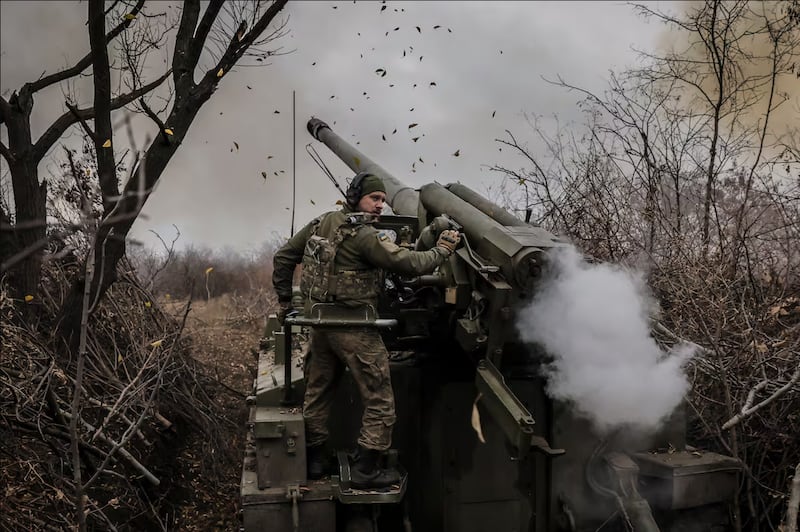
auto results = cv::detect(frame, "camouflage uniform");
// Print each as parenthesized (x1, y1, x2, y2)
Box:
(272, 207, 448, 451)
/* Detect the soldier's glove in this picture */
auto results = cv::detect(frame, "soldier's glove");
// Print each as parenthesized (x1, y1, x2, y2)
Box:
(276, 299, 292, 325)
(436, 229, 461, 255)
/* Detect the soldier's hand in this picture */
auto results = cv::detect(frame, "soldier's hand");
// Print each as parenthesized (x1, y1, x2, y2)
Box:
(436, 229, 461, 254)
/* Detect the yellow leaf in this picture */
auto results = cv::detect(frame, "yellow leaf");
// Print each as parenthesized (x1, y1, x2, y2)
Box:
(117, 354, 123, 363)
(165, 294, 171, 300)
(205, 267, 214, 275)
(144, 301, 151, 308)
(164, 128, 174, 136)
(102, 139, 111, 148)
(216, 68, 224, 78)
(354, 156, 361, 168)
(24, 295, 34, 302)
(150, 339, 163, 348)
(124, 13, 136, 20)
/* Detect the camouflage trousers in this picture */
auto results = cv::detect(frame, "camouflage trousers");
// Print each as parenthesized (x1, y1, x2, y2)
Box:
(303, 328, 396, 451)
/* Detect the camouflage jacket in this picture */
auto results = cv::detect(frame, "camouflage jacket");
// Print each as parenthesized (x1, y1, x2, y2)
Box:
(272, 208, 448, 307)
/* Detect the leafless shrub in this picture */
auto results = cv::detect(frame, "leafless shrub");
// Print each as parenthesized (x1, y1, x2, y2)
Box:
(492, 1, 800, 528)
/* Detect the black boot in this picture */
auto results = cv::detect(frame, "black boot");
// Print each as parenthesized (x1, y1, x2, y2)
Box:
(349, 445, 400, 490)
(307, 444, 329, 480)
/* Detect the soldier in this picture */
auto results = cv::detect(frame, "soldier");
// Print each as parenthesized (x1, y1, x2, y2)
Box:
(272, 172, 460, 490)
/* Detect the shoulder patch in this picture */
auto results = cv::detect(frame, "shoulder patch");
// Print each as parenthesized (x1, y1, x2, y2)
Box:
(377, 231, 390, 243)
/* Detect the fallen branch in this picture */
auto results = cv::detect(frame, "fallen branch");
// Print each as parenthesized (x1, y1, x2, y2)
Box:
(61, 409, 160, 486)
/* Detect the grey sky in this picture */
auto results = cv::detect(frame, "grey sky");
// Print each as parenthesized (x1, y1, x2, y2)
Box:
(1, 1, 673, 252)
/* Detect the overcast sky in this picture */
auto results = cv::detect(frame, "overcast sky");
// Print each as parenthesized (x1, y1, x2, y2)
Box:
(1, 1, 677, 253)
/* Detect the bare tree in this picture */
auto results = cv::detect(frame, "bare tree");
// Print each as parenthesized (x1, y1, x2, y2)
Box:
(0, 0, 289, 342)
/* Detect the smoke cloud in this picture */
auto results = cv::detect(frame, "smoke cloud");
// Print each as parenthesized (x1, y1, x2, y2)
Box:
(517, 246, 693, 434)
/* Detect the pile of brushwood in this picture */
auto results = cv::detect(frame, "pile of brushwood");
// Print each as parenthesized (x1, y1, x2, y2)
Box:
(0, 253, 245, 530)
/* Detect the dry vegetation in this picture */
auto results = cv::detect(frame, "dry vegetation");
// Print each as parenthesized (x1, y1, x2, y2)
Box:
(0, 247, 277, 531)
(490, 3, 800, 529)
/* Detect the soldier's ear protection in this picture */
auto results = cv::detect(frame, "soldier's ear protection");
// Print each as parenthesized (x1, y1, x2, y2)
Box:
(346, 171, 373, 209)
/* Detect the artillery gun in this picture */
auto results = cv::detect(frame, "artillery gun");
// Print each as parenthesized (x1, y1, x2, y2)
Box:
(240, 118, 741, 531)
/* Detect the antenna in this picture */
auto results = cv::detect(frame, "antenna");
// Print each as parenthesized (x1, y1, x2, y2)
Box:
(290, 90, 296, 236)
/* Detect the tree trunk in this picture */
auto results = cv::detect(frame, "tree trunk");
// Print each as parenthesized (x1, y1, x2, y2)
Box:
(4, 88, 46, 314)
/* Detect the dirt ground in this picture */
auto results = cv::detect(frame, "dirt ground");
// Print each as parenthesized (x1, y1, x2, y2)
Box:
(165, 296, 266, 531)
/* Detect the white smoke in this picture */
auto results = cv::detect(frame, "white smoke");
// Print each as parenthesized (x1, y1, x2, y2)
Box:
(517, 246, 693, 434)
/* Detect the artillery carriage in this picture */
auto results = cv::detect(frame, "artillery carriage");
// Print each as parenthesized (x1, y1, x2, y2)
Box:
(240, 118, 740, 532)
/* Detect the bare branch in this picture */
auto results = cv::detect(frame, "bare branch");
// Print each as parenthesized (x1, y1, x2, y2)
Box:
(184, 0, 226, 70)
(138, 98, 172, 145)
(787, 462, 800, 532)
(22, 0, 146, 95)
(33, 70, 171, 161)
(202, 0, 289, 85)
(721, 359, 800, 430)
(0, 237, 48, 275)
(65, 102, 98, 143)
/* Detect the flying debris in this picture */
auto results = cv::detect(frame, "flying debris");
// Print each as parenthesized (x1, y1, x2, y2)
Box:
(410, 108, 414, 112)
(247, 85, 252, 90)
(375, 68, 387, 77)
(433, 25, 441, 29)
(261, 171, 267, 179)
(382, 134, 386, 141)
(408, 123, 418, 129)
(274, 110, 280, 114)
(416, 26, 421, 33)
(412, 137, 420, 142)
(452, 149, 460, 157)
(429, 82, 437, 87)
(267, 155, 274, 159)
(492, 110, 496, 118)
(233, 141, 239, 151)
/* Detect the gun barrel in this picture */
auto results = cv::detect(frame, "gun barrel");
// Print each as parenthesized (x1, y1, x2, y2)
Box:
(419, 183, 506, 246)
(307, 118, 418, 215)
(447, 183, 526, 227)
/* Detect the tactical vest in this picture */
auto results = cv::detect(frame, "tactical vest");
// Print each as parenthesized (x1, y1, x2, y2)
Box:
(300, 213, 383, 303)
